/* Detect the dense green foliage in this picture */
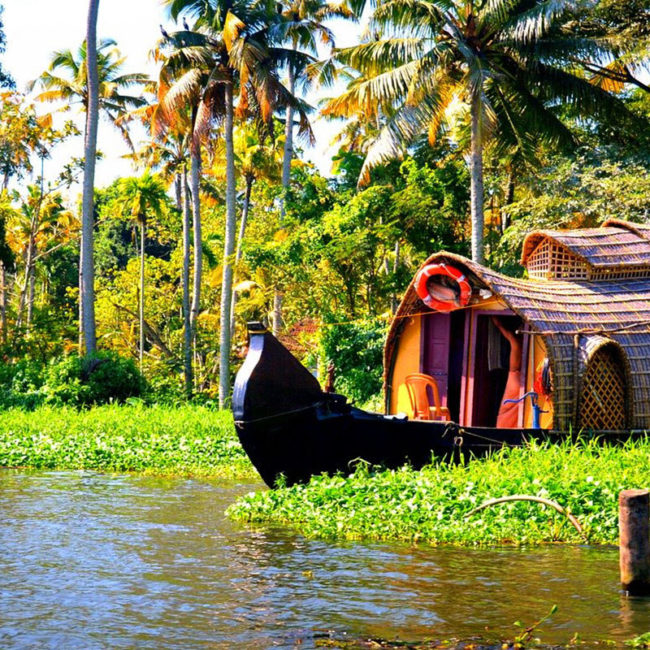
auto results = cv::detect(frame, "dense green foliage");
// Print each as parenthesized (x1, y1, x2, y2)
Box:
(44, 351, 147, 406)
(318, 318, 387, 404)
(0, 352, 147, 408)
(0, 0, 648, 402)
(228, 439, 650, 545)
(0, 405, 255, 478)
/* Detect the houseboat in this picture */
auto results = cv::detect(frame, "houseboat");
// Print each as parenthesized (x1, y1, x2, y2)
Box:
(233, 220, 650, 487)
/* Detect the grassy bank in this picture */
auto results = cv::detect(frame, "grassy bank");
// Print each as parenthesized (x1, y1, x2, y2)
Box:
(228, 438, 650, 545)
(0, 404, 256, 479)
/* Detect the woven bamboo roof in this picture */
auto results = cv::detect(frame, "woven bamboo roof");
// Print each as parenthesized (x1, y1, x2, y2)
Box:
(602, 219, 650, 239)
(522, 224, 650, 269)
(385, 251, 650, 430)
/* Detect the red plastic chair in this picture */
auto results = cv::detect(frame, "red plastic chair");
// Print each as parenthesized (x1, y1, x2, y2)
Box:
(404, 373, 451, 421)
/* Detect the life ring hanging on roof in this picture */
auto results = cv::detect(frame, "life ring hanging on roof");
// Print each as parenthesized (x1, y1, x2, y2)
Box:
(415, 263, 471, 312)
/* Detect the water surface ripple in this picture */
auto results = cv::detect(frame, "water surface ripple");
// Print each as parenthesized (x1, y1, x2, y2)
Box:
(1, 470, 650, 648)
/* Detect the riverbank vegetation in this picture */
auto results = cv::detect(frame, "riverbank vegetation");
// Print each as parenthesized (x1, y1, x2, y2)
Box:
(0, 404, 256, 479)
(228, 438, 650, 546)
(0, 1, 648, 408)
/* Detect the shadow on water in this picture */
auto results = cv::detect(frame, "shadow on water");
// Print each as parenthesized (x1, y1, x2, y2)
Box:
(1, 470, 650, 649)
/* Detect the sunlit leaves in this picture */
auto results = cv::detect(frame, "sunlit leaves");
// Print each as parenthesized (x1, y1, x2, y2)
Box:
(229, 437, 650, 545)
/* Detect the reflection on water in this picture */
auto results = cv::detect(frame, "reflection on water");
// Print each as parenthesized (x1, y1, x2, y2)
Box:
(1, 470, 650, 649)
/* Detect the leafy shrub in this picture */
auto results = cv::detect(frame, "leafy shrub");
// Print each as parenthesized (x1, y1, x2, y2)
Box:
(0, 359, 47, 409)
(319, 318, 386, 405)
(43, 351, 147, 406)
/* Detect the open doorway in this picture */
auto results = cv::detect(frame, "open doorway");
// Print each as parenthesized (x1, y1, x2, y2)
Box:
(471, 313, 524, 427)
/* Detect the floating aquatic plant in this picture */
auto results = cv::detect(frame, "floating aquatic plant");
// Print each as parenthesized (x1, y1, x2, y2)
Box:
(228, 438, 650, 545)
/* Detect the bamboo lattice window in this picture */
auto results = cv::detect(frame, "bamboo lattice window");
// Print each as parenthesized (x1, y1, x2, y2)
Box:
(526, 239, 589, 280)
(589, 267, 650, 281)
(578, 347, 627, 431)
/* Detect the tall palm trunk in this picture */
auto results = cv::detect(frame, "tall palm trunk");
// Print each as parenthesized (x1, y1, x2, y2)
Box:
(80, 0, 100, 355)
(469, 93, 485, 265)
(229, 175, 253, 337)
(139, 217, 146, 370)
(273, 62, 296, 337)
(174, 173, 182, 211)
(17, 224, 36, 328)
(0, 261, 7, 344)
(78, 244, 83, 350)
(391, 239, 400, 314)
(27, 267, 35, 325)
(182, 166, 193, 396)
(189, 145, 202, 331)
(280, 64, 295, 220)
(501, 166, 515, 234)
(218, 79, 237, 408)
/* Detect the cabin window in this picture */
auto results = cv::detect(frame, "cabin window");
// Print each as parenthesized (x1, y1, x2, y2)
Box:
(579, 346, 629, 431)
(526, 239, 589, 280)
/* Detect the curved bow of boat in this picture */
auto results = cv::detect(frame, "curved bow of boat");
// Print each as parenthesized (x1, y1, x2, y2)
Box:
(232, 322, 325, 424)
(232, 322, 358, 486)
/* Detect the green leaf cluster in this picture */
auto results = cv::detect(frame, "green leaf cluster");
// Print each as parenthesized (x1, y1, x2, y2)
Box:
(0, 404, 254, 478)
(228, 438, 650, 546)
(319, 318, 387, 404)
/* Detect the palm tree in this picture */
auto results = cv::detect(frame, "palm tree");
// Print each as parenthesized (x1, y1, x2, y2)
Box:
(81, 0, 100, 355)
(155, 50, 206, 360)
(117, 171, 169, 370)
(269, 0, 352, 334)
(209, 122, 283, 335)
(125, 102, 195, 394)
(31, 29, 148, 354)
(0, 190, 17, 342)
(10, 186, 74, 329)
(273, 0, 351, 211)
(161, 0, 312, 406)
(323, 0, 644, 263)
(30, 39, 149, 148)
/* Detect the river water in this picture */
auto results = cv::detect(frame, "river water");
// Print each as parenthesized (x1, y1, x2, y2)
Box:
(2, 470, 650, 649)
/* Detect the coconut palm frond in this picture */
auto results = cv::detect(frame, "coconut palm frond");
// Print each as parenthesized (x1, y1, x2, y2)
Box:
(359, 94, 440, 184)
(224, 10, 247, 51)
(165, 0, 215, 22)
(305, 57, 342, 88)
(530, 61, 646, 134)
(159, 68, 205, 117)
(371, 0, 447, 32)
(334, 38, 425, 76)
(503, 0, 577, 44)
(322, 60, 419, 118)
(517, 36, 613, 65)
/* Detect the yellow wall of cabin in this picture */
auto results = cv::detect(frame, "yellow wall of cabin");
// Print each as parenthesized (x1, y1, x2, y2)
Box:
(389, 316, 421, 416)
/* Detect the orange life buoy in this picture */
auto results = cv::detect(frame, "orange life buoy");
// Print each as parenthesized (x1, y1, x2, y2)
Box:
(414, 263, 471, 312)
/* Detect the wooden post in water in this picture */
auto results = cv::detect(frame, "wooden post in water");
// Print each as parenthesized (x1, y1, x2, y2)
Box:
(619, 489, 650, 596)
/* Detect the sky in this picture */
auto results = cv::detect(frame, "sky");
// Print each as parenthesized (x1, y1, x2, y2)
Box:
(2, 0, 360, 196)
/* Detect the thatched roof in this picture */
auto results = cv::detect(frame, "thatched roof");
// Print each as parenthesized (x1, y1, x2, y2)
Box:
(385, 251, 650, 430)
(522, 223, 650, 271)
(603, 219, 650, 239)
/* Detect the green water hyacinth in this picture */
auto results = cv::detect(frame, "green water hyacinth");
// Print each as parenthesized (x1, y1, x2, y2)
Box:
(0, 405, 255, 479)
(228, 438, 650, 546)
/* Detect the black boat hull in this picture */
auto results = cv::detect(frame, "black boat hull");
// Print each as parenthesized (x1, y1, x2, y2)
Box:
(232, 326, 540, 487)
